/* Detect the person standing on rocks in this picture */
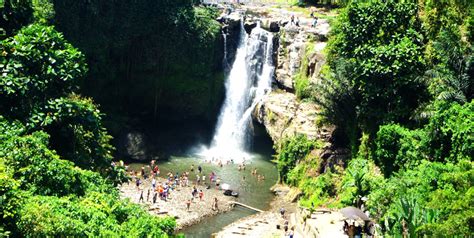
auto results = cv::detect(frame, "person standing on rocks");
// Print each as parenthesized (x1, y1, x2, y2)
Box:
(153, 191, 157, 203)
(212, 197, 219, 211)
(192, 186, 198, 199)
(199, 190, 204, 201)
(216, 177, 221, 189)
(186, 199, 191, 211)
(141, 166, 146, 179)
(138, 189, 144, 203)
(135, 177, 141, 190)
(150, 160, 155, 171)
(289, 227, 295, 238)
(312, 17, 318, 28)
(153, 165, 159, 176)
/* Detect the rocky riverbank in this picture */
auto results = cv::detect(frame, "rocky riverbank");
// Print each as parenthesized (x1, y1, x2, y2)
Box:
(215, 184, 348, 237)
(214, 184, 297, 237)
(119, 176, 235, 230)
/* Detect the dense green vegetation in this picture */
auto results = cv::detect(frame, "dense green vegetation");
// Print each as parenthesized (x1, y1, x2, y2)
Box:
(276, 0, 473, 236)
(52, 0, 225, 131)
(1, 0, 176, 236)
(2, 0, 472, 236)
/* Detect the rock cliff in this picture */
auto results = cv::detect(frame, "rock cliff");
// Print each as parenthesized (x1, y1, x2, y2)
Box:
(248, 6, 332, 146)
(254, 91, 332, 143)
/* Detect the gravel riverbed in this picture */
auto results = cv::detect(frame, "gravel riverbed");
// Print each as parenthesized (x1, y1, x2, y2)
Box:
(119, 176, 235, 230)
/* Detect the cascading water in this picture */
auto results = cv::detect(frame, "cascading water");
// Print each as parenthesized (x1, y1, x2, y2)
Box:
(222, 30, 230, 71)
(200, 21, 275, 163)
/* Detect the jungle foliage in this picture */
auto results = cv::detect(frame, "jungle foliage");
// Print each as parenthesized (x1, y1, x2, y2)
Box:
(276, 0, 474, 236)
(0, 1, 176, 236)
(51, 0, 225, 130)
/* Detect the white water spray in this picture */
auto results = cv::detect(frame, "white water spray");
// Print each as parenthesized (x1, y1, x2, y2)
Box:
(199, 22, 275, 163)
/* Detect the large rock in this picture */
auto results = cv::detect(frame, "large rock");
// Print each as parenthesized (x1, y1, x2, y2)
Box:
(269, 21, 280, 32)
(253, 91, 333, 144)
(117, 131, 148, 161)
(244, 20, 257, 34)
(275, 68, 294, 90)
(221, 12, 242, 64)
(261, 19, 281, 32)
(224, 12, 242, 29)
(309, 18, 330, 41)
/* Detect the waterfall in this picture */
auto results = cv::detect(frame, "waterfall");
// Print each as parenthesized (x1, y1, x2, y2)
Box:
(222, 30, 230, 71)
(199, 22, 275, 163)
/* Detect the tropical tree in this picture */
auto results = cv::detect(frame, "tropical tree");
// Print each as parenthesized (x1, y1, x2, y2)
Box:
(324, 1, 428, 137)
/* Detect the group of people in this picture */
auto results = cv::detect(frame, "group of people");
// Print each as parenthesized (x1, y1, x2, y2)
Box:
(128, 160, 228, 214)
(343, 220, 376, 238)
(279, 207, 294, 237)
(288, 9, 319, 29)
(251, 168, 265, 181)
(290, 15, 300, 27)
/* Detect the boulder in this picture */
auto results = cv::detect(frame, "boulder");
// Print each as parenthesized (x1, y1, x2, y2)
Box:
(275, 68, 294, 91)
(117, 131, 148, 161)
(269, 21, 280, 32)
(225, 12, 242, 30)
(244, 21, 257, 34)
(260, 19, 280, 32)
(253, 91, 331, 144)
(312, 18, 330, 41)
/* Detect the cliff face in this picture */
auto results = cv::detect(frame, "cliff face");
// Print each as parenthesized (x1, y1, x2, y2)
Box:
(251, 6, 348, 173)
(251, 8, 332, 146)
(254, 91, 332, 143)
(51, 0, 235, 159)
(52, 0, 225, 125)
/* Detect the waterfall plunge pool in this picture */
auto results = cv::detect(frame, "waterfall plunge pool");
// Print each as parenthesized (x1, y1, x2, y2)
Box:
(180, 23, 278, 237)
(127, 149, 278, 237)
(126, 20, 279, 237)
(126, 122, 278, 237)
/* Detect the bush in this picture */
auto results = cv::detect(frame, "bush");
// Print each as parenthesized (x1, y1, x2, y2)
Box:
(325, 1, 428, 135)
(1, 24, 118, 180)
(367, 160, 473, 237)
(29, 95, 115, 177)
(338, 157, 383, 208)
(0, 24, 87, 120)
(374, 124, 427, 177)
(424, 101, 474, 162)
(0, 127, 176, 236)
(299, 171, 340, 208)
(275, 135, 318, 183)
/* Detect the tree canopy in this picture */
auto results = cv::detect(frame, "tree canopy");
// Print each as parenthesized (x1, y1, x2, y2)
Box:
(0, 2, 176, 236)
(278, 0, 474, 236)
